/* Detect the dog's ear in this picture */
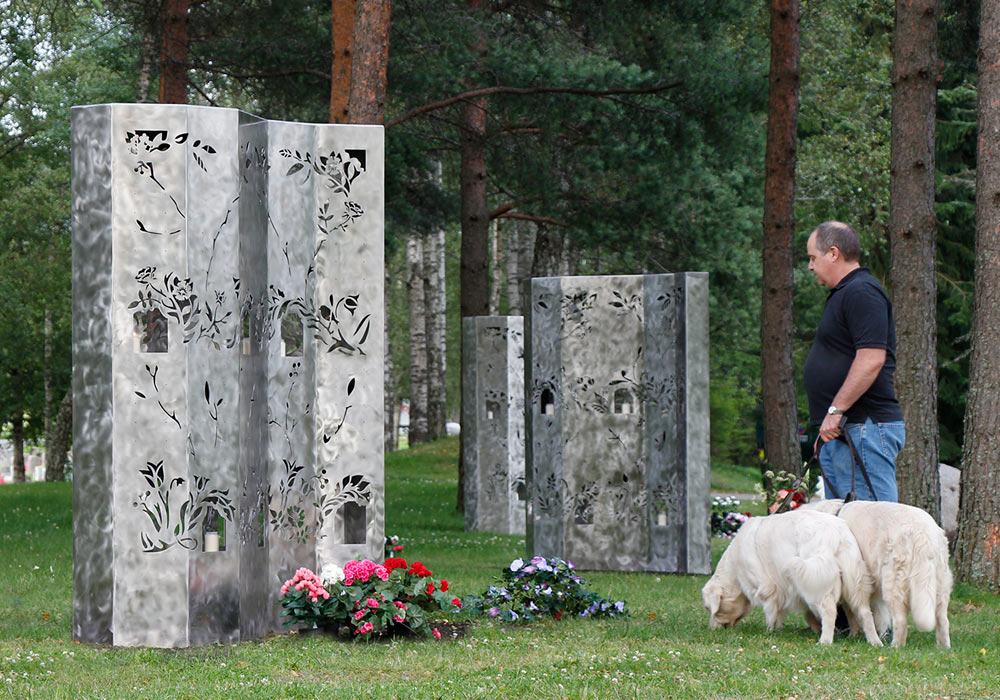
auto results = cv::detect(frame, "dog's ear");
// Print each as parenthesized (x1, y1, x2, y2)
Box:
(702, 584, 722, 616)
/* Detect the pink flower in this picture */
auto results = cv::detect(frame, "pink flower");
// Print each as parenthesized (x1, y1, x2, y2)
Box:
(374, 565, 389, 581)
(432, 628, 441, 639)
(393, 615, 405, 623)
(394, 601, 405, 609)
(354, 610, 366, 621)
(366, 598, 380, 609)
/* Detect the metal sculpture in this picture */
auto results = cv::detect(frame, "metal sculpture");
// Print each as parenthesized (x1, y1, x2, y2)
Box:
(462, 316, 526, 534)
(525, 273, 710, 574)
(71, 104, 384, 647)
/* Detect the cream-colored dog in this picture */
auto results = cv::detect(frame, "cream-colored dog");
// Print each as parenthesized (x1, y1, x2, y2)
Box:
(804, 499, 952, 649)
(702, 509, 882, 645)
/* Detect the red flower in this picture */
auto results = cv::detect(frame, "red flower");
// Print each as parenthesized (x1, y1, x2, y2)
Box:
(426, 582, 436, 595)
(440, 579, 449, 592)
(409, 561, 433, 578)
(451, 597, 462, 608)
(384, 557, 408, 572)
(432, 628, 441, 639)
(394, 545, 405, 551)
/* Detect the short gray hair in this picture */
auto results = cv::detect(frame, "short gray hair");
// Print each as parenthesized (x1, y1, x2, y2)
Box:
(812, 221, 861, 262)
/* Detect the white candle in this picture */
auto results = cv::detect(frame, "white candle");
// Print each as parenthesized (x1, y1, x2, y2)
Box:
(543, 404, 554, 415)
(204, 532, 220, 553)
(657, 512, 668, 527)
(487, 410, 494, 420)
(622, 403, 631, 414)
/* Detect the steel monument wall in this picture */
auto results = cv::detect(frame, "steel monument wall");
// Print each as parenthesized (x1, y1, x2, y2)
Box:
(71, 104, 383, 647)
(524, 273, 710, 574)
(461, 316, 526, 534)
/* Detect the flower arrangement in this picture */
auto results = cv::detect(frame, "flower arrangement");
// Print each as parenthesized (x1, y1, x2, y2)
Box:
(384, 534, 404, 558)
(278, 558, 460, 639)
(464, 556, 628, 623)
(768, 488, 806, 514)
(710, 496, 751, 538)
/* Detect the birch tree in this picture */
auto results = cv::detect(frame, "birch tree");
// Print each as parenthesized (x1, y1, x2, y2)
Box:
(407, 234, 429, 446)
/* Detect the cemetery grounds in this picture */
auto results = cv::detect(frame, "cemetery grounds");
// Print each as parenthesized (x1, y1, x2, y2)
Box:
(1, 438, 998, 700)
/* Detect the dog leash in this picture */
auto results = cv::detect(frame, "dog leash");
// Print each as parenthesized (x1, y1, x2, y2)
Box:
(772, 416, 876, 514)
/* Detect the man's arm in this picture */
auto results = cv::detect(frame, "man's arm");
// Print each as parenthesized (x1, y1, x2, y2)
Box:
(818, 347, 886, 442)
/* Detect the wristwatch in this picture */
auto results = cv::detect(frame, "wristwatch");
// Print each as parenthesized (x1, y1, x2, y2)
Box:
(827, 405, 844, 415)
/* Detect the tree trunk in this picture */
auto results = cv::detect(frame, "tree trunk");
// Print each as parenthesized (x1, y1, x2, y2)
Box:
(12, 412, 25, 483)
(889, 0, 940, 517)
(407, 233, 429, 446)
(158, 0, 189, 104)
(425, 221, 448, 440)
(384, 267, 397, 453)
(137, 27, 156, 103)
(954, 0, 1000, 588)
(330, 0, 357, 123)
(45, 389, 72, 482)
(531, 224, 562, 277)
(489, 217, 503, 315)
(348, 0, 391, 124)
(457, 0, 490, 513)
(760, 0, 802, 480)
(506, 219, 536, 316)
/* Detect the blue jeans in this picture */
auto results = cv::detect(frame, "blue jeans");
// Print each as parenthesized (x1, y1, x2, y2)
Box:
(819, 418, 904, 502)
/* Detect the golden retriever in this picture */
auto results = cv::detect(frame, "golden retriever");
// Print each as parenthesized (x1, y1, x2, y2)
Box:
(804, 499, 952, 649)
(702, 509, 882, 645)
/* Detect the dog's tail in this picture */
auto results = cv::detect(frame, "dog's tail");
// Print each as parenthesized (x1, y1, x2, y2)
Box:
(908, 526, 952, 632)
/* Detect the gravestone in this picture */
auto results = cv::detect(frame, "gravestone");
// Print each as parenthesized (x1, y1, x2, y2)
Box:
(525, 273, 710, 574)
(71, 104, 383, 647)
(462, 316, 526, 534)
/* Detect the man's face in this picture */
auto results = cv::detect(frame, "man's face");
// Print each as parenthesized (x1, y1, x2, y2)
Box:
(807, 233, 835, 288)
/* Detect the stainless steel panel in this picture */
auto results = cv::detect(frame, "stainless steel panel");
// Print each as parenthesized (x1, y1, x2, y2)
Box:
(71, 105, 384, 646)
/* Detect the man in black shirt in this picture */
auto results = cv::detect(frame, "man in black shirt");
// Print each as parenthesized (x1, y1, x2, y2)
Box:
(802, 221, 904, 501)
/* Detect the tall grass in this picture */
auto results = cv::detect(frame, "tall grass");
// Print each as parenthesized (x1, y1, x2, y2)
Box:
(0, 438, 997, 699)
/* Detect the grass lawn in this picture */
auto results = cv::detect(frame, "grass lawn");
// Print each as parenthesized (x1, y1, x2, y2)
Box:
(1, 437, 998, 699)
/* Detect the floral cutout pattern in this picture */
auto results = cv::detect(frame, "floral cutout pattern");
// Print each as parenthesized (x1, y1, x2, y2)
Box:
(133, 460, 235, 553)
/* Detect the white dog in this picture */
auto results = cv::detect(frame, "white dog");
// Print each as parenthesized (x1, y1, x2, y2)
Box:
(804, 499, 952, 649)
(701, 509, 882, 645)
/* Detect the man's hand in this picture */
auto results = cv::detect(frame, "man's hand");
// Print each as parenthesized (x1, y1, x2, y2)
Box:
(819, 412, 843, 442)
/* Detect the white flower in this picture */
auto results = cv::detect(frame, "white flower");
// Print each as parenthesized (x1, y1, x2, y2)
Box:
(320, 564, 345, 585)
(510, 557, 524, 572)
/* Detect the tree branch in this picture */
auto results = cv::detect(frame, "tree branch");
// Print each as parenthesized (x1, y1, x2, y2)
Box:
(495, 211, 567, 227)
(385, 81, 683, 128)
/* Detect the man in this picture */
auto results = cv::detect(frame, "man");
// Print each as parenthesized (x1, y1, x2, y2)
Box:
(803, 221, 904, 501)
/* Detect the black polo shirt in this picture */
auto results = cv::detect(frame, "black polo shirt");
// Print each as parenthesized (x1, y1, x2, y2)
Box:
(802, 267, 903, 426)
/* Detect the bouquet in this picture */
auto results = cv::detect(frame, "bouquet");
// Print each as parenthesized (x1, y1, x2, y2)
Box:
(711, 496, 751, 537)
(278, 558, 461, 639)
(464, 556, 627, 623)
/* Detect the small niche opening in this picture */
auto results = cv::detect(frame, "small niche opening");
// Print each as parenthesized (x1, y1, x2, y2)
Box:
(342, 502, 367, 544)
(515, 480, 526, 501)
(540, 388, 555, 415)
(241, 310, 252, 355)
(202, 512, 226, 552)
(134, 309, 168, 353)
(485, 399, 500, 421)
(257, 506, 266, 548)
(281, 312, 304, 357)
(613, 388, 635, 415)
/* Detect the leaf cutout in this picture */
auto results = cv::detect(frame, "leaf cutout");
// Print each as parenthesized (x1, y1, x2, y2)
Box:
(286, 163, 304, 177)
(347, 378, 356, 396)
(135, 391, 146, 399)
